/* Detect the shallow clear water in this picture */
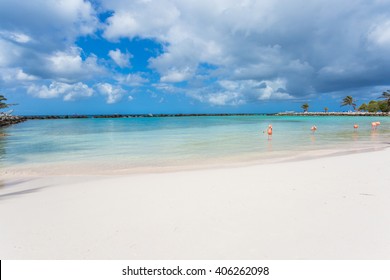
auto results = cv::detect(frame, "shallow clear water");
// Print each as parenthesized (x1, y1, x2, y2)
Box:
(1, 115, 389, 173)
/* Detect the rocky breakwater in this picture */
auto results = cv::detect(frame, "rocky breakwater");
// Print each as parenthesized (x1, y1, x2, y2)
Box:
(25, 115, 89, 120)
(0, 114, 26, 127)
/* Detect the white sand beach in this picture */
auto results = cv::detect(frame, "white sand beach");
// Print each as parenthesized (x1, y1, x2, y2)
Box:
(0, 148, 389, 259)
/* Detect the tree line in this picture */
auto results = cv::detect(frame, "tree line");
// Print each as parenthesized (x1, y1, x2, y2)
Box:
(301, 90, 390, 113)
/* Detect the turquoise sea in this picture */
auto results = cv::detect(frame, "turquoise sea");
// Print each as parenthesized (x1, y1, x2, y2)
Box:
(1, 115, 389, 174)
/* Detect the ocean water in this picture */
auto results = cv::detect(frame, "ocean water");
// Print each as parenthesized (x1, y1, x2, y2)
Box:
(1, 115, 389, 174)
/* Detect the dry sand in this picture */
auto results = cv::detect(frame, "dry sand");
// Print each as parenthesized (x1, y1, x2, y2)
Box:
(0, 148, 389, 259)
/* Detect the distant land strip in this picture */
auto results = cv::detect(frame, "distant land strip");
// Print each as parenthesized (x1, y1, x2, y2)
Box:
(276, 112, 389, 116)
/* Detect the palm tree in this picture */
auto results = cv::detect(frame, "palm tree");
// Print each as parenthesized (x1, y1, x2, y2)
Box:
(301, 103, 309, 112)
(324, 107, 328, 113)
(378, 90, 390, 112)
(0, 95, 9, 109)
(341, 96, 356, 111)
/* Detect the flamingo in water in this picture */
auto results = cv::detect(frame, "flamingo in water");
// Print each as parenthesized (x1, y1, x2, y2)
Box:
(267, 124, 272, 140)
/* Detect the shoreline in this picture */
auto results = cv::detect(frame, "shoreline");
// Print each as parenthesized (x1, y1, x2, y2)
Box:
(1, 143, 388, 178)
(1, 147, 389, 259)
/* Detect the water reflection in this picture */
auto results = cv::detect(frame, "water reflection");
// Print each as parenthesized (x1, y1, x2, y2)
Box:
(370, 129, 378, 140)
(266, 138, 273, 151)
(352, 131, 359, 141)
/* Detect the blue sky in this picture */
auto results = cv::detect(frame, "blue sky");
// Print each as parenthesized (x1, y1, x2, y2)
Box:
(1, 0, 390, 115)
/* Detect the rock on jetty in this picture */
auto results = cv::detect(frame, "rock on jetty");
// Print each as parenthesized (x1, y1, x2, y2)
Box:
(0, 113, 26, 127)
(25, 115, 89, 120)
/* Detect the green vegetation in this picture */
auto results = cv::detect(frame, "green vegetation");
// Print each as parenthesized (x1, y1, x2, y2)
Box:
(368, 100, 380, 112)
(355, 90, 390, 113)
(0, 94, 9, 110)
(358, 103, 368, 112)
(301, 103, 309, 112)
(0, 94, 17, 112)
(341, 96, 356, 111)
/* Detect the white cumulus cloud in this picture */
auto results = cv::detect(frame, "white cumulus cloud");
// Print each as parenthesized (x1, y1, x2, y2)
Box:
(0, 0, 101, 86)
(0, 68, 38, 84)
(116, 73, 149, 86)
(102, 0, 180, 41)
(96, 83, 126, 104)
(42, 47, 104, 82)
(108, 49, 132, 68)
(27, 81, 94, 101)
(0, 0, 98, 48)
